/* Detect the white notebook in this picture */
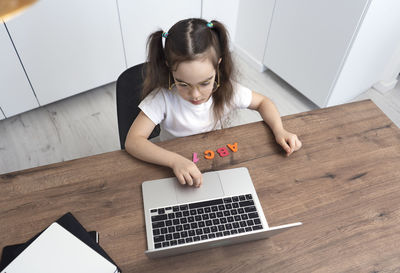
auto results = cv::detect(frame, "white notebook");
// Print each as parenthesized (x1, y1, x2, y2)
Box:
(1, 223, 118, 273)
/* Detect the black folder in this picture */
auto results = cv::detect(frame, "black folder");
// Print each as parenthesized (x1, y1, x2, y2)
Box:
(0, 212, 121, 272)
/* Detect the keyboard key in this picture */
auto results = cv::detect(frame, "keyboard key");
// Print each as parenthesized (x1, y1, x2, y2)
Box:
(173, 206, 179, 212)
(180, 218, 187, 224)
(183, 224, 190, 230)
(186, 237, 193, 243)
(217, 212, 223, 218)
(176, 225, 183, 231)
(239, 200, 254, 207)
(211, 226, 218, 232)
(238, 228, 245, 233)
(197, 208, 204, 214)
(218, 225, 225, 231)
(152, 221, 165, 229)
(188, 230, 195, 236)
(223, 231, 230, 236)
(165, 220, 172, 226)
(216, 232, 223, 237)
(240, 221, 247, 227)
(223, 197, 232, 203)
(189, 198, 223, 209)
(166, 234, 172, 240)
(233, 203, 239, 208)
(223, 211, 230, 217)
(208, 233, 216, 239)
(162, 241, 170, 247)
(195, 215, 202, 221)
(231, 229, 238, 235)
(220, 218, 227, 224)
(173, 219, 180, 225)
(167, 213, 175, 219)
(205, 207, 211, 213)
(180, 205, 188, 210)
(230, 209, 238, 215)
(188, 216, 195, 222)
(226, 204, 232, 209)
(246, 194, 253, 200)
(245, 227, 252, 232)
(191, 223, 198, 229)
(155, 243, 162, 248)
(181, 231, 188, 238)
(153, 235, 165, 242)
(234, 215, 241, 221)
(175, 212, 182, 218)
(211, 206, 218, 212)
(150, 209, 157, 213)
(238, 208, 244, 214)
(196, 229, 203, 235)
(165, 207, 172, 211)
(202, 214, 210, 220)
(183, 210, 189, 217)
(254, 218, 261, 225)
(253, 225, 263, 231)
(233, 222, 239, 228)
(190, 210, 197, 215)
(203, 227, 210, 234)
(248, 212, 259, 219)
(178, 239, 185, 244)
(151, 214, 167, 222)
(247, 220, 254, 226)
(210, 213, 216, 219)
(241, 214, 249, 220)
(171, 240, 177, 246)
(194, 236, 200, 242)
(239, 195, 246, 201)
(206, 220, 212, 226)
(198, 221, 205, 228)
(201, 235, 208, 240)
(232, 196, 239, 202)
(226, 223, 233, 230)
(245, 206, 257, 213)
(161, 227, 168, 234)
(168, 226, 175, 233)
(218, 205, 225, 210)
(153, 229, 160, 235)
(213, 219, 220, 225)
(173, 232, 180, 239)
(158, 208, 165, 214)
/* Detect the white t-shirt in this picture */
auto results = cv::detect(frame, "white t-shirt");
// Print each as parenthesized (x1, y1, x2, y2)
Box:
(139, 82, 252, 141)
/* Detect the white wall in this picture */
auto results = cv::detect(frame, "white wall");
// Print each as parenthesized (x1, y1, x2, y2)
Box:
(201, 0, 239, 46)
(328, 0, 400, 106)
(234, 0, 275, 72)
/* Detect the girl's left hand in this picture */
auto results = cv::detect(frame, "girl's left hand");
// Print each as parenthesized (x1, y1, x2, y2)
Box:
(274, 129, 302, 156)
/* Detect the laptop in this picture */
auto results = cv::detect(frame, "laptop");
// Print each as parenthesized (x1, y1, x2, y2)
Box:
(1, 223, 118, 273)
(142, 167, 302, 258)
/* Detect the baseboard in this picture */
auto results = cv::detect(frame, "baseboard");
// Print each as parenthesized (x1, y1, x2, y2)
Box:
(373, 78, 398, 94)
(232, 43, 267, 73)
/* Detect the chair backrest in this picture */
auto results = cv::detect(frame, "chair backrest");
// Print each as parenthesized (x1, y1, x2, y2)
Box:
(116, 63, 160, 149)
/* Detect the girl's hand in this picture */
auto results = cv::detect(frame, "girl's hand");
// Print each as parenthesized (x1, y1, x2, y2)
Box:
(171, 155, 203, 187)
(274, 129, 302, 156)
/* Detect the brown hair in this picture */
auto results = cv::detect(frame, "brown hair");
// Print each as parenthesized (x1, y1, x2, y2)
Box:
(142, 18, 235, 128)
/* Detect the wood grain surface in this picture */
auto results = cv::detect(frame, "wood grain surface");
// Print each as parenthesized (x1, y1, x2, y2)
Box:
(1, 100, 400, 272)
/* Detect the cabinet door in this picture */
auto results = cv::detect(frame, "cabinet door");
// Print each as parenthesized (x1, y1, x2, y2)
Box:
(0, 23, 38, 118)
(263, 0, 370, 107)
(5, 0, 126, 105)
(118, 0, 201, 67)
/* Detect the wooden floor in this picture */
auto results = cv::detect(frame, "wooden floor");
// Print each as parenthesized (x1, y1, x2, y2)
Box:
(0, 54, 399, 174)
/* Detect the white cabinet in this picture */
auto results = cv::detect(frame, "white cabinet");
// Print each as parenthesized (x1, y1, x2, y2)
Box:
(0, 23, 38, 118)
(118, 0, 201, 67)
(5, 0, 126, 106)
(234, 0, 275, 72)
(263, 0, 370, 107)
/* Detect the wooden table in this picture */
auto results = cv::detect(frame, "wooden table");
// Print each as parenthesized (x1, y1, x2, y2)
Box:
(1, 100, 400, 272)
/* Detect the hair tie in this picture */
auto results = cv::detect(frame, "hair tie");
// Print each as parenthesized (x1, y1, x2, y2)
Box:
(207, 22, 214, 28)
(162, 32, 168, 38)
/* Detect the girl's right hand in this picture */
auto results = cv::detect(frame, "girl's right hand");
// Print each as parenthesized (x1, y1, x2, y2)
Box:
(171, 156, 203, 187)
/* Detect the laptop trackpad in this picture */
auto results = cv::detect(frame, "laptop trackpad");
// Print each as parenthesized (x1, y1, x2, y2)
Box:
(174, 172, 225, 203)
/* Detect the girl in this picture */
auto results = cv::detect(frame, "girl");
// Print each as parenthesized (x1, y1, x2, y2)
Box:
(125, 18, 302, 188)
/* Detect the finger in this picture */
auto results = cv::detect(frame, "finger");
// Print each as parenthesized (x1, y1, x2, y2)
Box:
(288, 137, 296, 152)
(183, 173, 193, 186)
(295, 138, 302, 150)
(278, 139, 291, 154)
(191, 170, 202, 188)
(176, 174, 186, 185)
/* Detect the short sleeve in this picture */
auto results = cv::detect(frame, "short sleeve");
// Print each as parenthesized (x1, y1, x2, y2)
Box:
(138, 89, 166, 125)
(232, 82, 253, 109)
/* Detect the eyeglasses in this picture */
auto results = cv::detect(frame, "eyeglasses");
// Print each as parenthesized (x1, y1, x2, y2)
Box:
(169, 69, 220, 92)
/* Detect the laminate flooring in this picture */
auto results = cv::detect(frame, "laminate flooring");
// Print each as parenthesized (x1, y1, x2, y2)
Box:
(0, 54, 399, 174)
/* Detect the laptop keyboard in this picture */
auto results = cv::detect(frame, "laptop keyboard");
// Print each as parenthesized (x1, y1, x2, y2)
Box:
(150, 194, 263, 249)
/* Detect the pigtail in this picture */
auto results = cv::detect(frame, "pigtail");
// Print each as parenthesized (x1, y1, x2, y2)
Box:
(209, 20, 235, 128)
(142, 30, 169, 99)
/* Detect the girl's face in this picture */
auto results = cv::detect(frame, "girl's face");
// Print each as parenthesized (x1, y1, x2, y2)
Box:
(172, 58, 218, 105)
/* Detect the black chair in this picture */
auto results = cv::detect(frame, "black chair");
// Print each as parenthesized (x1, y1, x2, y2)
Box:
(116, 63, 160, 149)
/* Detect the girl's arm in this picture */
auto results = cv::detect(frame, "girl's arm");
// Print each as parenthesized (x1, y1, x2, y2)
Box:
(125, 111, 203, 187)
(248, 91, 302, 156)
